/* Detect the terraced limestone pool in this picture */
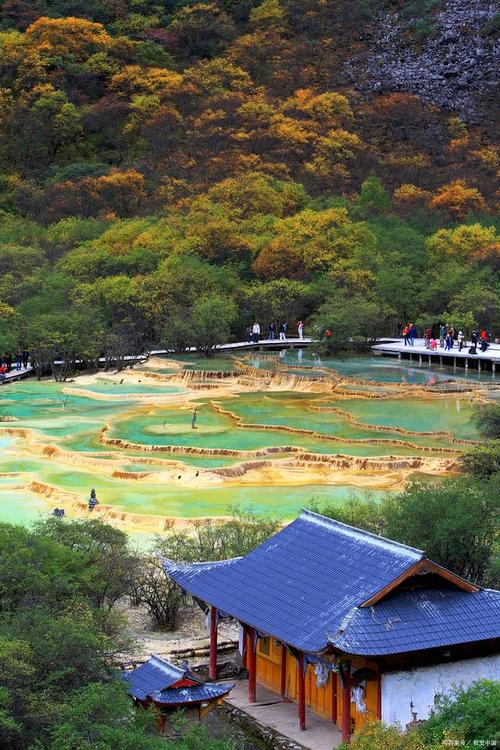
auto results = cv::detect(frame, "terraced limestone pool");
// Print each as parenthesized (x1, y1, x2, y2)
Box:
(0, 354, 496, 533)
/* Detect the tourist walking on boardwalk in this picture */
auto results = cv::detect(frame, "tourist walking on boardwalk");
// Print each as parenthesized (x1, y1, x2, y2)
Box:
(4, 352, 12, 373)
(469, 329, 478, 355)
(22, 349, 29, 369)
(252, 321, 260, 343)
(439, 323, 446, 348)
(88, 488, 99, 512)
(408, 323, 417, 346)
(15, 349, 22, 371)
(268, 322, 275, 340)
(479, 329, 489, 352)
(402, 324, 410, 346)
(457, 330, 464, 351)
(297, 321, 304, 340)
(424, 327, 432, 348)
(445, 331, 453, 351)
(429, 338, 438, 350)
(279, 322, 287, 340)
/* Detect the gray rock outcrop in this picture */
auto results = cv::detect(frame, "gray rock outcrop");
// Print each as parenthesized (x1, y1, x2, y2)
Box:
(346, 0, 499, 124)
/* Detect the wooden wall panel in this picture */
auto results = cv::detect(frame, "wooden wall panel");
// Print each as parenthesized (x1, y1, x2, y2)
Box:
(254, 645, 381, 734)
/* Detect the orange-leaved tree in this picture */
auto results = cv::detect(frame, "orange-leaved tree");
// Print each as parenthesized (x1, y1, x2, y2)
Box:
(429, 180, 487, 220)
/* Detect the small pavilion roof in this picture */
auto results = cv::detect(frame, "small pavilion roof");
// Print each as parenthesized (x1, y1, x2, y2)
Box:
(151, 681, 233, 705)
(164, 509, 499, 656)
(122, 655, 233, 704)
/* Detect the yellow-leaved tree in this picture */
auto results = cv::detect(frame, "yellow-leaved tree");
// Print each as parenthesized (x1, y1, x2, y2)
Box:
(427, 224, 498, 259)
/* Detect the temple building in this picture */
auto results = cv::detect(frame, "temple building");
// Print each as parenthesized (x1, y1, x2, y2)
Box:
(122, 654, 234, 729)
(164, 509, 500, 743)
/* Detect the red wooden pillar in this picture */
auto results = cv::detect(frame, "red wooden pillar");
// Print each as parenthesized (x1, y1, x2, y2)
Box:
(331, 670, 338, 724)
(155, 708, 166, 735)
(376, 670, 382, 720)
(340, 663, 351, 744)
(241, 624, 247, 670)
(280, 643, 287, 699)
(247, 626, 256, 703)
(209, 605, 218, 680)
(297, 652, 306, 731)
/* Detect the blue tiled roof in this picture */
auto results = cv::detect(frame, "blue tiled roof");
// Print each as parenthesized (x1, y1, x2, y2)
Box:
(122, 655, 233, 704)
(164, 509, 425, 653)
(122, 655, 194, 700)
(331, 588, 500, 656)
(153, 682, 233, 705)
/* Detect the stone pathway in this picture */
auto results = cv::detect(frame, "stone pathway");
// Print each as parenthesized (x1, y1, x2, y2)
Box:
(223, 680, 342, 750)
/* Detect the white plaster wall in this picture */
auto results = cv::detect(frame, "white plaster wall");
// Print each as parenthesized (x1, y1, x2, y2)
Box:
(381, 654, 500, 728)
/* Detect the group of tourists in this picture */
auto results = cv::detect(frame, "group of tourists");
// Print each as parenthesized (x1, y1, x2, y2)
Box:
(402, 324, 491, 355)
(0, 349, 30, 374)
(248, 320, 305, 343)
(53, 489, 98, 518)
(401, 323, 418, 346)
(431, 325, 490, 354)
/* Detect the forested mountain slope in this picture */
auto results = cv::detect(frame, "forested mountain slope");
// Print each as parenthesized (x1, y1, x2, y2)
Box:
(0, 0, 498, 356)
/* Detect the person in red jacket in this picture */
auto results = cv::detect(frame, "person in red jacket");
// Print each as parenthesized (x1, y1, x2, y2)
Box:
(424, 327, 432, 349)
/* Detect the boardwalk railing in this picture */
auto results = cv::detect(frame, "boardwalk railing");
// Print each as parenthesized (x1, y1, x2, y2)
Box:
(372, 338, 500, 373)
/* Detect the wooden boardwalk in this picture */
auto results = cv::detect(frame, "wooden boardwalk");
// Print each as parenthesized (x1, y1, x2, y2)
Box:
(0, 365, 33, 385)
(0, 340, 313, 385)
(372, 338, 500, 373)
(150, 337, 313, 356)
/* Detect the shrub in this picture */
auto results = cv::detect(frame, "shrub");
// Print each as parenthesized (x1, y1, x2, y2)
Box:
(155, 505, 280, 563)
(472, 403, 500, 439)
(461, 441, 500, 477)
(382, 479, 499, 585)
(417, 680, 500, 746)
(340, 721, 428, 749)
(132, 558, 181, 631)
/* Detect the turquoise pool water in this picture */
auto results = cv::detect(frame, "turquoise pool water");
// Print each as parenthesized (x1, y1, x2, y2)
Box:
(244, 350, 499, 384)
(0, 353, 489, 530)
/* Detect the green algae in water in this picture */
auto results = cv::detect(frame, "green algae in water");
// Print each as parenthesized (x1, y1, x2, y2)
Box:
(0, 357, 486, 527)
(0, 490, 47, 523)
(328, 397, 480, 441)
(35, 463, 388, 518)
(110, 400, 461, 456)
(68, 380, 184, 395)
(282, 352, 500, 384)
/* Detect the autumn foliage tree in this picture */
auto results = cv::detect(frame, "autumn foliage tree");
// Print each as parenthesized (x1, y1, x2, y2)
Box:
(0, 0, 497, 353)
(429, 179, 487, 219)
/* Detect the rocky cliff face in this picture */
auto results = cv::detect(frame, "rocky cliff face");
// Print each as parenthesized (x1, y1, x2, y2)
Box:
(346, 0, 499, 124)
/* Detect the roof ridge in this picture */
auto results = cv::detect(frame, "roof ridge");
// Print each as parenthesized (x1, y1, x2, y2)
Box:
(300, 509, 424, 558)
(162, 556, 242, 570)
(150, 654, 182, 671)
